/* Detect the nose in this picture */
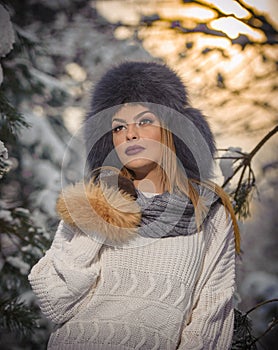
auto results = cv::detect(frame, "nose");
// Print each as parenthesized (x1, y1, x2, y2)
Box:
(126, 123, 139, 141)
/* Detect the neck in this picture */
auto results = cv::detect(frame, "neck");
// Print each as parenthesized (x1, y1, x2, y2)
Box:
(132, 166, 165, 194)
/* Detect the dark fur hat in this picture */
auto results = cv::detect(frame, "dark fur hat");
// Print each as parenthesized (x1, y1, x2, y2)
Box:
(84, 61, 216, 180)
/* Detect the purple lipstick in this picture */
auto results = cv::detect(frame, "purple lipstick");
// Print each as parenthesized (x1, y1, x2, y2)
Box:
(125, 145, 145, 156)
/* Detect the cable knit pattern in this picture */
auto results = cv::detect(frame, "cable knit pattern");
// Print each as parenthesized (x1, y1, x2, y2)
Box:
(28, 204, 235, 349)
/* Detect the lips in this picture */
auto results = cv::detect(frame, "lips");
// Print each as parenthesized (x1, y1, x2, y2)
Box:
(125, 145, 145, 156)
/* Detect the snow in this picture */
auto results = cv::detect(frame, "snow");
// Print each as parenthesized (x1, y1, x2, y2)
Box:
(0, 209, 13, 223)
(0, 4, 15, 57)
(14, 207, 30, 216)
(0, 4, 15, 85)
(6, 256, 30, 275)
(0, 234, 20, 256)
(21, 244, 42, 257)
(19, 113, 68, 166)
(0, 140, 12, 178)
(30, 67, 69, 93)
(32, 188, 60, 218)
(18, 290, 37, 306)
(0, 140, 8, 159)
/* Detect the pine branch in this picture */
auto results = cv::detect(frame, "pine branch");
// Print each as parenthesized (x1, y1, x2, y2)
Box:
(232, 308, 257, 349)
(0, 91, 29, 143)
(0, 208, 51, 254)
(0, 297, 39, 336)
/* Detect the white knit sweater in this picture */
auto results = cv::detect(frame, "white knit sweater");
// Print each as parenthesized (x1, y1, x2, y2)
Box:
(29, 198, 235, 350)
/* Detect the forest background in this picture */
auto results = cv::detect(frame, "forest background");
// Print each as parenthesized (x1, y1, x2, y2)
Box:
(0, 0, 277, 349)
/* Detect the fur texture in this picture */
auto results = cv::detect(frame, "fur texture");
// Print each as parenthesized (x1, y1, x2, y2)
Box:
(56, 181, 141, 242)
(84, 61, 216, 180)
(90, 61, 188, 116)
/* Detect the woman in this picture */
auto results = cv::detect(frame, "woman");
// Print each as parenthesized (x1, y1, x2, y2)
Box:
(29, 61, 240, 349)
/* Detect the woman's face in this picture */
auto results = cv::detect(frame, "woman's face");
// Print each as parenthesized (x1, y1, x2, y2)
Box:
(112, 104, 162, 178)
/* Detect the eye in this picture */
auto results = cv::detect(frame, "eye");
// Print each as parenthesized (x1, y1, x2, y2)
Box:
(138, 118, 154, 126)
(112, 124, 126, 133)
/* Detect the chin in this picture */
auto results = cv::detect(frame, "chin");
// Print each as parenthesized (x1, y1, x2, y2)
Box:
(124, 159, 158, 174)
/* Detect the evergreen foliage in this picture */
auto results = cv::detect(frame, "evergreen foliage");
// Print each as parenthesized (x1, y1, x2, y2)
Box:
(0, 297, 39, 336)
(232, 309, 257, 350)
(0, 87, 51, 345)
(0, 91, 29, 142)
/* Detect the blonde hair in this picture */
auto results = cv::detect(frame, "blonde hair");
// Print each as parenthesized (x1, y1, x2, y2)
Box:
(159, 125, 240, 253)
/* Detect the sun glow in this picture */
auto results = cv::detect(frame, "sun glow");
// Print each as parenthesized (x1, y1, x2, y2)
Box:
(96, 0, 275, 46)
(159, 4, 215, 21)
(182, 2, 266, 43)
(211, 16, 264, 41)
(204, 0, 249, 18)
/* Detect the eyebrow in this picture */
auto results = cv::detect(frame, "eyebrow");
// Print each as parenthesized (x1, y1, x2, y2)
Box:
(112, 110, 152, 124)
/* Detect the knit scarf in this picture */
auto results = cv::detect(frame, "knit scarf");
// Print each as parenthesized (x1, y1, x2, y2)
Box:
(136, 185, 219, 238)
(97, 170, 220, 239)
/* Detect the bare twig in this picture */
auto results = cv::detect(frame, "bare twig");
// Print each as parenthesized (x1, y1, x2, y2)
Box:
(222, 124, 278, 188)
(246, 298, 278, 316)
(239, 299, 278, 347)
(249, 319, 278, 347)
(234, 164, 247, 197)
(249, 124, 278, 159)
(214, 156, 242, 160)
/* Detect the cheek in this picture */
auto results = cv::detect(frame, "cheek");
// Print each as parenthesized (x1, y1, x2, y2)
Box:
(147, 125, 162, 142)
(154, 129, 162, 142)
(113, 136, 126, 159)
(112, 133, 123, 148)
(145, 140, 163, 159)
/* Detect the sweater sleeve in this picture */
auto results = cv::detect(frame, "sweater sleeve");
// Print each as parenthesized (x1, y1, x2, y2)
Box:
(28, 221, 104, 324)
(178, 205, 236, 350)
